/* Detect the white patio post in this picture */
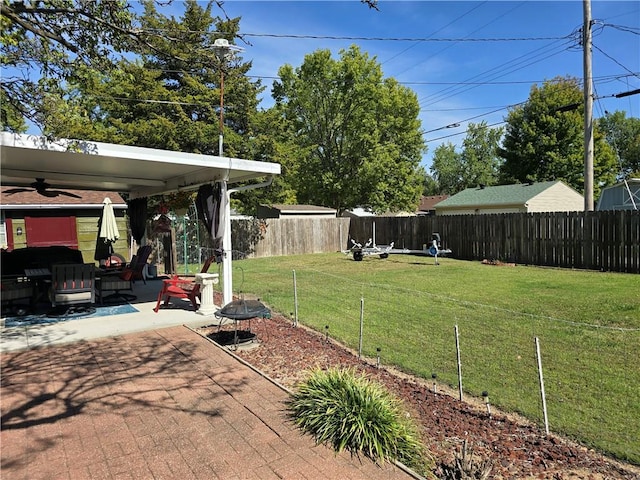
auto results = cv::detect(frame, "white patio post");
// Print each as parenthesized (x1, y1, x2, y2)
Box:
(222, 181, 233, 306)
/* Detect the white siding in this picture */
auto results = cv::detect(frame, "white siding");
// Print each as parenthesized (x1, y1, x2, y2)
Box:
(527, 182, 583, 212)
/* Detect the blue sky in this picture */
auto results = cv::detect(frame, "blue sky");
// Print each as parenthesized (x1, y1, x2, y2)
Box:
(196, 0, 639, 170)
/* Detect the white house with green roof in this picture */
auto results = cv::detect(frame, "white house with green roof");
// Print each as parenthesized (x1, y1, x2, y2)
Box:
(434, 181, 584, 215)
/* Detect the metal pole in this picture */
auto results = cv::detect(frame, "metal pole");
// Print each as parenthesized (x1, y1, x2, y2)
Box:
(583, 0, 594, 211)
(219, 67, 224, 157)
(222, 183, 232, 305)
(293, 269, 298, 327)
(455, 324, 463, 402)
(535, 337, 550, 435)
(358, 297, 364, 358)
(183, 214, 187, 275)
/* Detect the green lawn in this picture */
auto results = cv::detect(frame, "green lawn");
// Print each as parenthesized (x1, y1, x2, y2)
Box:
(229, 253, 640, 465)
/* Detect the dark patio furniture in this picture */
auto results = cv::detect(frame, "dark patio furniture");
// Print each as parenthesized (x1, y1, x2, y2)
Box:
(48, 263, 96, 317)
(214, 299, 271, 349)
(0, 277, 34, 315)
(96, 272, 136, 304)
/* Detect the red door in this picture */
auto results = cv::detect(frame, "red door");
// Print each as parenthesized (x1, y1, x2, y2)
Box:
(25, 216, 78, 248)
(3, 218, 14, 250)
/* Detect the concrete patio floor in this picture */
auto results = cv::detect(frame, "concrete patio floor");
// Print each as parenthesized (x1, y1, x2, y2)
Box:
(1, 278, 418, 479)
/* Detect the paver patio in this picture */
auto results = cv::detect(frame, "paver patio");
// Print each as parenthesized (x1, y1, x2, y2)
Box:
(1, 326, 416, 479)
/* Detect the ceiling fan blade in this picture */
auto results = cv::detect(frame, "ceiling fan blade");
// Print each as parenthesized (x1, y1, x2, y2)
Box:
(3, 188, 31, 195)
(55, 190, 82, 199)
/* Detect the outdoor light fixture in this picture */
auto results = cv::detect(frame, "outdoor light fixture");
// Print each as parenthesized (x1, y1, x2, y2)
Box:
(432, 373, 438, 393)
(16, 227, 22, 235)
(212, 38, 244, 158)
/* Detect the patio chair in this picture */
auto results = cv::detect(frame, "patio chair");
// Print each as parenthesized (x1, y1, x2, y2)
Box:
(1, 277, 35, 315)
(96, 272, 135, 305)
(153, 255, 217, 312)
(49, 263, 96, 317)
(122, 245, 153, 284)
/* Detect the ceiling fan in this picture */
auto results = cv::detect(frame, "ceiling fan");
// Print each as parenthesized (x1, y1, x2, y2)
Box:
(4, 178, 82, 199)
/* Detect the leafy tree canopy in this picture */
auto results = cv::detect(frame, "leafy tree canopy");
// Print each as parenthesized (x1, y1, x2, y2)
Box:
(429, 122, 502, 195)
(597, 111, 640, 180)
(272, 45, 426, 214)
(499, 76, 617, 198)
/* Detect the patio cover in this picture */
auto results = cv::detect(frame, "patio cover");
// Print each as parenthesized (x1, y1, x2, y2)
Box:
(0, 132, 281, 305)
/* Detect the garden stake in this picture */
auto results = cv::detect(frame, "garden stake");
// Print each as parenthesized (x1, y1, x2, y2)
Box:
(376, 347, 381, 368)
(455, 324, 463, 402)
(432, 373, 437, 394)
(358, 297, 364, 358)
(483, 391, 492, 417)
(535, 337, 550, 435)
(292, 270, 298, 327)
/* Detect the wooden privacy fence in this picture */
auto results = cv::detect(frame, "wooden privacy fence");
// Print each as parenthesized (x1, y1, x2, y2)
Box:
(232, 217, 350, 259)
(349, 211, 640, 274)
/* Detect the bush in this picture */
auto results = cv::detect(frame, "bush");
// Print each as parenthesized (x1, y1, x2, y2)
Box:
(287, 367, 432, 474)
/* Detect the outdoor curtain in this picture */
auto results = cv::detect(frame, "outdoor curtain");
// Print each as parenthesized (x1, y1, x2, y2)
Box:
(196, 183, 226, 248)
(127, 197, 148, 245)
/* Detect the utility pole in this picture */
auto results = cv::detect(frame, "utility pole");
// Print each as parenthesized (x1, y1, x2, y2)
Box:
(583, 0, 594, 211)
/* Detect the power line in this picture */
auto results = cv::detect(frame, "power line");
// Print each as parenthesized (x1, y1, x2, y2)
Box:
(418, 37, 576, 108)
(392, 1, 528, 79)
(592, 43, 640, 79)
(380, 1, 487, 66)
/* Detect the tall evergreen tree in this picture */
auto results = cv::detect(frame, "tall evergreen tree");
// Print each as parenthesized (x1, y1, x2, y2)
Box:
(43, 0, 261, 159)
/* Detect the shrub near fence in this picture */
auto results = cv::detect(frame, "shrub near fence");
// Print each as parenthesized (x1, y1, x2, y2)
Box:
(349, 211, 640, 274)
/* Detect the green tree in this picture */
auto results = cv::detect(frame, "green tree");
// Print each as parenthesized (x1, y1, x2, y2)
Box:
(499, 76, 617, 197)
(232, 107, 302, 215)
(272, 45, 425, 214)
(430, 143, 462, 194)
(598, 111, 640, 179)
(459, 121, 503, 188)
(421, 172, 439, 196)
(2, 0, 141, 129)
(42, 0, 261, 159)
(429, 122, 501, 195)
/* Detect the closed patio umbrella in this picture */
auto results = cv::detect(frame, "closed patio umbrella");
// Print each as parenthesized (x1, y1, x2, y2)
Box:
(94, 197, 120, 263)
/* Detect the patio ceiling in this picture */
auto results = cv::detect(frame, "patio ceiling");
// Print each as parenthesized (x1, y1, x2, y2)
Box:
(0, 132, 280, 199)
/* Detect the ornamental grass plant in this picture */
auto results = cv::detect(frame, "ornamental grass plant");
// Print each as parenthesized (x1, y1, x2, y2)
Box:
(288, 367, 433, 475)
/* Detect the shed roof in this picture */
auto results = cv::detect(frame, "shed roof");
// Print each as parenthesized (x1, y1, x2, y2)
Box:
(0, 188, 126, 209)
(419, 195, 449, 211)
(265, 204, 337, 214)
(436, 181, 561, 208)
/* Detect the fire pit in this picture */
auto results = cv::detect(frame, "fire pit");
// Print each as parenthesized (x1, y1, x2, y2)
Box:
(213, 299, 271, 349)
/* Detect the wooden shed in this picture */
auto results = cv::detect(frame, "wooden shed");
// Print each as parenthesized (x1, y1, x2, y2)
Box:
(0, 188, 129, 263)
(596, 178, 640, 211)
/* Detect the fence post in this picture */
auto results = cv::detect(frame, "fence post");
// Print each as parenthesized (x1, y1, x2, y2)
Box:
(292, 270, 298, 327)
(535, 337, 550, 435)
(358, 297, 364, 358)
(455, 324, 463, 401)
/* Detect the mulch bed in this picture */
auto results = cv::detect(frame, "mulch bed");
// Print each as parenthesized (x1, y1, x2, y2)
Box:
(197, 309, 639, 480)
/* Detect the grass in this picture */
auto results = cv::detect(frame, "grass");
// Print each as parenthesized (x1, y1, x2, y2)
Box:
(231, 253, 640, 465)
